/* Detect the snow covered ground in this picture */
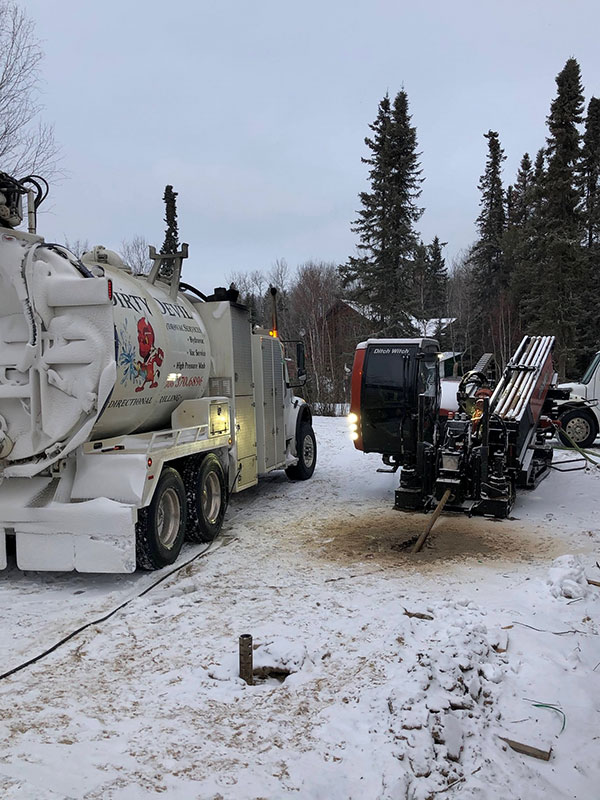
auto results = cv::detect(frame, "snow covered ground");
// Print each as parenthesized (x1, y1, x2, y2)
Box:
(1, 416, 599, 800)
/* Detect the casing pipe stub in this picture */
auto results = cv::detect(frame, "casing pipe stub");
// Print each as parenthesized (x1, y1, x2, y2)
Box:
(239, 634, 253, 685)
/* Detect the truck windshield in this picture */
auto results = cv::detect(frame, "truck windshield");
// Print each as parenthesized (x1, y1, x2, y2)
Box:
(581, 352, 600, 385)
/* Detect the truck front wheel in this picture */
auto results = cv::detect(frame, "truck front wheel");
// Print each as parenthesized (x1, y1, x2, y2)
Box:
(286, 422, 317, 480)
(183, 453, 227, 543)
(136, 467, 187, 570)
(558, 408, 598, 449)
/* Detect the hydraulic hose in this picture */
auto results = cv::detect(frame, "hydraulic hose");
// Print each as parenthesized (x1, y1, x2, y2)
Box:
(552, 423, 600, 466)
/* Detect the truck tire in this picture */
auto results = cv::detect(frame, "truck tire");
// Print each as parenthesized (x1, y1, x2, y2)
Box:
(136, 467, 187, 570)
(558, 408, 597, 449)
(182, 454, 227, 542)
(285, 422, 317, 481)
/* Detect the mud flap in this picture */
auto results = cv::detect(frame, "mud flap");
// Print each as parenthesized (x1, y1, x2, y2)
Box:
(2, 497, 137, 572)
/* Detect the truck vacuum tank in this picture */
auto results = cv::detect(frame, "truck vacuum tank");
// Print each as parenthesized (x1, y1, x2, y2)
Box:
(0, 237, 211, 469)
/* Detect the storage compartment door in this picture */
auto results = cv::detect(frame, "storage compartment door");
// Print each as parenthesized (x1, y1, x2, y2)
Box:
(261, 337, 285, 470)
(234, 394, 257, 490)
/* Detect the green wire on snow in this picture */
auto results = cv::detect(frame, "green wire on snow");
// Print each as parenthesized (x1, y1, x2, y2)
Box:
(525, 699, 567, 733)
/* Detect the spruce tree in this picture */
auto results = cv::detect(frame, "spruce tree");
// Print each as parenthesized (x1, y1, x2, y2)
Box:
(582, 96, 600, 249)
(505, 185, 515, 227)
(161, 184, 179, 253)
(469, 131, 510, 363)
(425, 236, 448, 319)
(510, 152, 534, 226)
(509, 151, 544, 336)
(160, 184, 179, 276)
(341, 89, 423, 335)
(579, 96, 600, 359)
(341, 94, 393, 325)
(410, 236, 447, 338)
(503, 155, 534, 317)
(471, 131, 506, 288)
(412, 240, 429, 326)
(544, 59, 584, 230)
(386, 90, 424, 331)
(532, 149, 547, 215)
(540, 58, 585, 377)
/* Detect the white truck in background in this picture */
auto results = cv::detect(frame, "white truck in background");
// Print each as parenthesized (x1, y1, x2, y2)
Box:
(557, 352, 600, 448)
(0, 172, 316, 573)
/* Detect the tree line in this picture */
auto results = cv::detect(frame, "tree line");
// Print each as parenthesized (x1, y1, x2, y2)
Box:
(2, 2, 596, 404)
(231, 56, 600, 410)
(464, 58, 599, 378)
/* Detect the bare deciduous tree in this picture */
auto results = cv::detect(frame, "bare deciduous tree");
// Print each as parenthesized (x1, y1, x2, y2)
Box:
(228, 269, 267, 298)
(120, 235, 152, 274)
(227, 266, 280, 328)
(227, 260, 366, 408)
(0, 1, 60, 179)
(268, 258, 290, 295)
(63, 237, 89, 259)
(288, 261, 343, 411)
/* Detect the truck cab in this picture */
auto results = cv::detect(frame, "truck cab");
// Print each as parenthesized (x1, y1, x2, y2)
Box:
(560, 351, 600, 403)
(557, 351, 600, 448)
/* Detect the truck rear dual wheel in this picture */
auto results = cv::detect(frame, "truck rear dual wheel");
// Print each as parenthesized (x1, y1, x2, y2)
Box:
(136, 456, 228, 570)
(136, 467, 187, 570)
(558, 409, 597, 449)
(285, 422, 317, 481)
(182, 453, 228, 543)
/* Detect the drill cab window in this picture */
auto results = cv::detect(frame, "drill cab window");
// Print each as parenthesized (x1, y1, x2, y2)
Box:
(418, 356, 439, 397)
(363, 345, 419, 396)
(360, 344, 420, 455)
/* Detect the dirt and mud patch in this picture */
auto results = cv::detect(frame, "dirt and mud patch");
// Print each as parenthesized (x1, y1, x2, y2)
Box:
(313, 506, 567, 568)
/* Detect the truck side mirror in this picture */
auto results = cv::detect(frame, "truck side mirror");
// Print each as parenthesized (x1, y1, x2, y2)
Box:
(297, 341, 306, 380)
(283, 339, 307, 388)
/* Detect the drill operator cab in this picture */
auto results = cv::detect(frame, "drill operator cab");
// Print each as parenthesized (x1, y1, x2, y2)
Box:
(349, 338, 441, 466)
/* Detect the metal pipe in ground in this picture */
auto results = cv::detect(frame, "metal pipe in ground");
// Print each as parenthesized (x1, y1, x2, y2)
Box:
(239, 634, 254, 685)
(412, 489, 452, 554)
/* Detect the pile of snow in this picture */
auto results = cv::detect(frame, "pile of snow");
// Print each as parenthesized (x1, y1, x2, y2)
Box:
(548, 554, 589, 599)
(322, 600, 510, 799)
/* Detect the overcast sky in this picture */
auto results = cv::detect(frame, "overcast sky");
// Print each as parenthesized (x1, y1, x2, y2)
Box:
(20, 0, 600, 291)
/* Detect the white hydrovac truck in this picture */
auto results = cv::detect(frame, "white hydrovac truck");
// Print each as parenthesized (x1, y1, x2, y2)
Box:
(0, 172, 316, 572)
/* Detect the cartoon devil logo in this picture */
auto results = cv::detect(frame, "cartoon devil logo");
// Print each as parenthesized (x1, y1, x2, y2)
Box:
(135, 317, 164, 392)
